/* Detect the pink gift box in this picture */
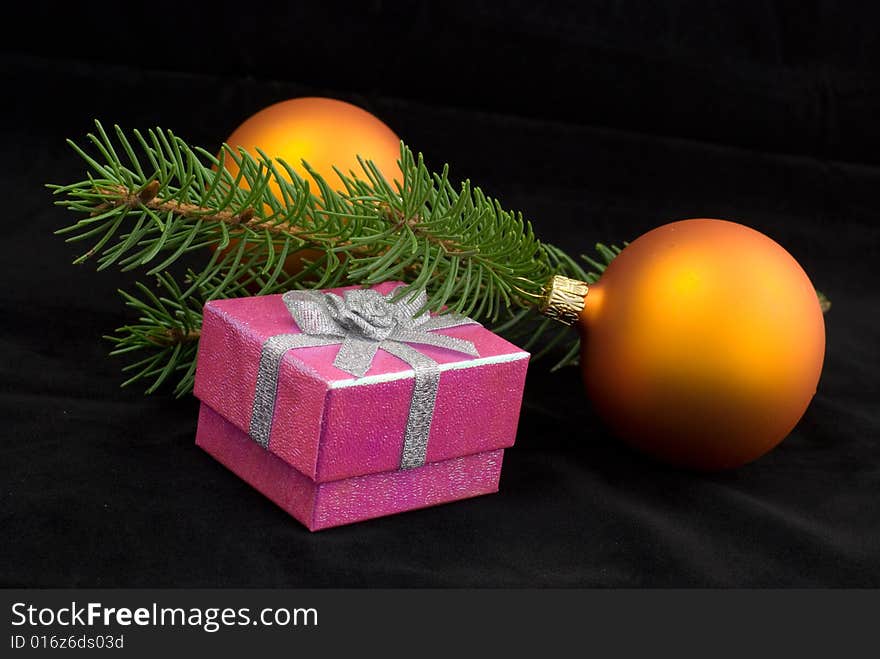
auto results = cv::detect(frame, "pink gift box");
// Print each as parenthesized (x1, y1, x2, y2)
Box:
(193, 281, 530, 531)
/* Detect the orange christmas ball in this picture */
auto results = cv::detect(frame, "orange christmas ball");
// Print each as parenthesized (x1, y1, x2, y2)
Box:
(218, 97, 401, 276)
(578, 219, 825, 470)
(222, 97, 402, 191)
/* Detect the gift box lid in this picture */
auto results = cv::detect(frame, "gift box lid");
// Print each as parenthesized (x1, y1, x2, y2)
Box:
(194, 282, 530, 483)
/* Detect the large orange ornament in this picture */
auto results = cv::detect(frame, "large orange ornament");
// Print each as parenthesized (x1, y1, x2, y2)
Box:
(577, 219, 825, 470)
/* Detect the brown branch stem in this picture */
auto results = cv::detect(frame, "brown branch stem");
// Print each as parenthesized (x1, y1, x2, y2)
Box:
(97, 183, 466, 255)
(99, 183, 293, 237)
(147, 327, 202, 346)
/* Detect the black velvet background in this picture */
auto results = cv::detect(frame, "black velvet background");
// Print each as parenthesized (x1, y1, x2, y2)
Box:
(1, 1, 878, 587)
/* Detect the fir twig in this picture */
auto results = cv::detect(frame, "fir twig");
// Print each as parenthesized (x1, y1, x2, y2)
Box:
(51, 121, 617, 394)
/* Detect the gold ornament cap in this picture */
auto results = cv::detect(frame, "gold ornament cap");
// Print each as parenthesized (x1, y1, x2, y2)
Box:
(540, 275, 589, 325)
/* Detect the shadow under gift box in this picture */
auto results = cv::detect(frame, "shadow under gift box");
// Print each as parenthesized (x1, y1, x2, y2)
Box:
(193, 282, 530, 531)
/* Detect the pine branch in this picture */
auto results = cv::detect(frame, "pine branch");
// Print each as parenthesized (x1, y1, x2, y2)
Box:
(106, 272, 205, 396)
(51, 121, 618, 394)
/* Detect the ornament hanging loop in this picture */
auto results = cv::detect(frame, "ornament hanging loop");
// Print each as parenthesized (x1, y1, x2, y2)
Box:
(540, 275, 589, 325)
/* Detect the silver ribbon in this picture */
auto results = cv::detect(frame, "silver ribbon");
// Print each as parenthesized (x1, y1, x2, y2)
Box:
(248, 287, 479, 469)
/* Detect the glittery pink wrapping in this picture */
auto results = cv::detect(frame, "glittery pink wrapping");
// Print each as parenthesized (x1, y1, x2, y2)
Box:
(192, 281, 529, 529)
(195, 403, 505, 531)
(194, 281, 530, 482)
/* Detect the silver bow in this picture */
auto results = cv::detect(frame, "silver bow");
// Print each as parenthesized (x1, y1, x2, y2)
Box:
(248, 287, 479, 469)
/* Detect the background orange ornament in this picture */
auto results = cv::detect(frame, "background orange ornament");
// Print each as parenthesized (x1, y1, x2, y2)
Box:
(578, 219, 826, 470)
(218, 97, 402, 275)
(222, 96, 402, 192)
